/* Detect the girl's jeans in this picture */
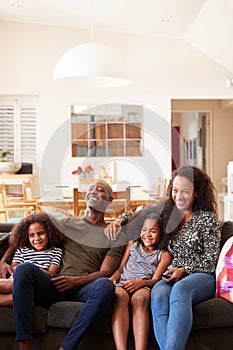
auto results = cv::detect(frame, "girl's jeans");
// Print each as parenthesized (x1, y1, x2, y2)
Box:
(151, 273, 216, 350)
(13, 263, 115, 350)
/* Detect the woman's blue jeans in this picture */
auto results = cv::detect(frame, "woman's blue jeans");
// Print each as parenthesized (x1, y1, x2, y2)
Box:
(12, 263, 115, 350)
(150, 273, 216, 350)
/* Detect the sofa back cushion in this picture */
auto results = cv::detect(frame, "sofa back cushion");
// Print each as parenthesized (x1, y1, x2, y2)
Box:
(0, 223, 14, 233)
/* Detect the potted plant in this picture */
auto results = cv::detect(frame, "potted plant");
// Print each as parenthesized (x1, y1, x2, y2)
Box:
(0, 149, 22, 174)
(0, 149, 11, 162)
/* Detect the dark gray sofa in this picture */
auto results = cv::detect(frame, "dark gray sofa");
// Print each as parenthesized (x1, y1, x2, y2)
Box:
(1, 222, 233, 350)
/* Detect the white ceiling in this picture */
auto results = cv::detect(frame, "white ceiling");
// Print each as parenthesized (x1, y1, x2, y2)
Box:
(0, 0, 206, 36)
(1, 0, 233, 73)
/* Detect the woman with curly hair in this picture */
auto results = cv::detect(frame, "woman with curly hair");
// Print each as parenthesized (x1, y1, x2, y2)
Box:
(104, 166, 221, 349)
(150, 165, 221, 350)
(0, 212, 63, 306)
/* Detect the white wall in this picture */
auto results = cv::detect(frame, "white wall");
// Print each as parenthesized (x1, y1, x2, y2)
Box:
(1, 20, 232, 195)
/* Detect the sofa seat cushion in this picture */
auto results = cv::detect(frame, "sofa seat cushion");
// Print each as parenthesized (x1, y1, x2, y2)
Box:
(0, 306, 48, 334)
(193, 297, 233, 329)
(47, 301, 84, 329)
(47, 301, 112, 334)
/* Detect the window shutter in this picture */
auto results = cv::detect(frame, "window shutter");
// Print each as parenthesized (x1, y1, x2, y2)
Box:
(0, 97, 37, 168)
(0, 105, 15, 158)
(20, 106, 37, 164)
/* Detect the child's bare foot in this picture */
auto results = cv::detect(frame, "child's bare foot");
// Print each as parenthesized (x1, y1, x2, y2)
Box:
(0, 293, 12, 306)
(18, 340, 32, 350)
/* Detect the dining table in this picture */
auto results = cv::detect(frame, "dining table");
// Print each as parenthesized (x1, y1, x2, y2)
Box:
(36, 185, 159, 218)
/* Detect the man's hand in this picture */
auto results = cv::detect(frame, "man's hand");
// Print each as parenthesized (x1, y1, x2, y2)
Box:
(0, 261, 13, 278)
(104, 219, 123, 240)
(51, 275, 81, 292)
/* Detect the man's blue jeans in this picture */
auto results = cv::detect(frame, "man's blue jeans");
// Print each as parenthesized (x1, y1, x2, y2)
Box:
(12, 263, 115, 350)
(150, 273, 216, 350)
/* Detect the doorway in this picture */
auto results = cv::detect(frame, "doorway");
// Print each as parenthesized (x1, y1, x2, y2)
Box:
(171, 110, 212, 176)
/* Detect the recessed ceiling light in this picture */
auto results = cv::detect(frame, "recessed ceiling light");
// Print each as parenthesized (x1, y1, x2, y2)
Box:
(12, 3, 20, 8)
(161, 18, 170, 23)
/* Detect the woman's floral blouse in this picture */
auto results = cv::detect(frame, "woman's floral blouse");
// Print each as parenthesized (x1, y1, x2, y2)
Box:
(168, 211, 221, 274)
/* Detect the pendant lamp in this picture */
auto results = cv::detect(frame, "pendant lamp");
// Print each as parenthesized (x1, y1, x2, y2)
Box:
(53, 0, 131, 88)
(53, 42, 131, 88)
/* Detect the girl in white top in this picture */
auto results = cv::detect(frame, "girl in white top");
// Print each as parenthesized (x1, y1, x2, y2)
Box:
(0, 212, 63, 306)
(110, 211, 172, 350)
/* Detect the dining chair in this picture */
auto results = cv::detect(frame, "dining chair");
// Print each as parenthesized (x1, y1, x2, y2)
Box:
(73, 186, 131, 219)
(73, 188, 86, 217)
(0, 184, 36, 223)
(99, 177, 112, 186)
(150, 177, 169, 200)
(9, 181, 38, 211)
(22, 181, 41, 208)
(0, 189, 8, 222)
(105, 187, 131, 219)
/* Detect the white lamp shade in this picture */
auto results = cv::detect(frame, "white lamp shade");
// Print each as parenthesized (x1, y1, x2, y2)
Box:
(53, 43, 131, 87)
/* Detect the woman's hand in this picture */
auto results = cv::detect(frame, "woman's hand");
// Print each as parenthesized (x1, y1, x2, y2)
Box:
(104, 219, 124, 240)
(162, 268, 186, 283)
